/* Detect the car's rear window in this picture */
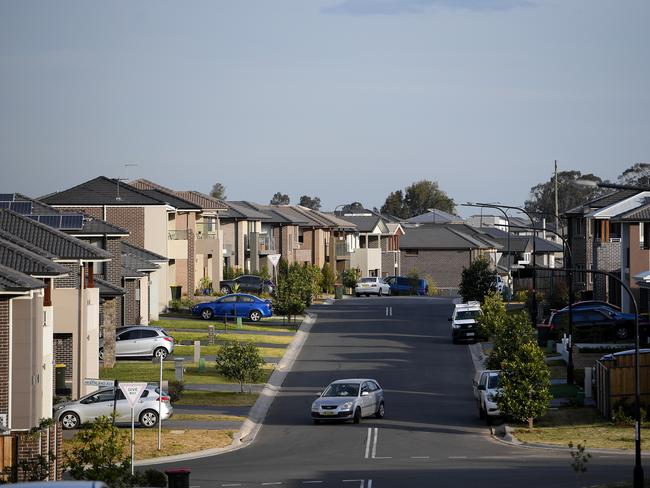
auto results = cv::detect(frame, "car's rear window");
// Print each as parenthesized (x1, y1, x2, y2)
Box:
(359, 278, 376, 283)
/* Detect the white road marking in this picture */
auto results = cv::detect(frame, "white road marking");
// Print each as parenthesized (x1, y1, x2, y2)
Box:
(261, 483, 282, 486)
(449, 456, 468, 459)
(364, 427, 372, 458)
(221, 485, 241, 487)
(367, 480, 372, 488)
(301, 482, 323, 484)
(371, 427, 379, 458)
(410, 456, 430, 459)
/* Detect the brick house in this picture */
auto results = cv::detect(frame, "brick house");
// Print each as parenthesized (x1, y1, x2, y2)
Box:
(0, 263, 63, 481)
(399, 224, 501, 295)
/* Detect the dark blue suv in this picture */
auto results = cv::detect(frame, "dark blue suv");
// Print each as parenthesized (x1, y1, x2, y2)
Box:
(383, 276, 428, 296)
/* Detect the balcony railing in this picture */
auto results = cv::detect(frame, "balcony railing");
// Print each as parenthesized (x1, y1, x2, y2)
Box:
(168, 229, 189, 240)
(335, 243, 350, 258)
(245, 233, 276, 253)
(195, 223, 218, 240)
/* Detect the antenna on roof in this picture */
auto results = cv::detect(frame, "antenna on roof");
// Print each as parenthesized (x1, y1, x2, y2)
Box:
(115, 163, 138, 201)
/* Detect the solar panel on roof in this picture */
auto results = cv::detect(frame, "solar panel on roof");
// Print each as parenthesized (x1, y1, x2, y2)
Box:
(39, 215, 62, 228)
(60, 214, 84, 229)
(0, 194, 15, 202)
(9, 201, 33, 214)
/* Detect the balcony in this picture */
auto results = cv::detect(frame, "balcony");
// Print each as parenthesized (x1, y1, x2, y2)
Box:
(335, 243, 351, 259)
(245, 233, 276, 255)
(168, 229, 189, 240)
(195, 223, 218, 240)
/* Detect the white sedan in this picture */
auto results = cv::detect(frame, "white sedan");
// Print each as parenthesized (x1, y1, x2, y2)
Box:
(355, 277, 391, 297)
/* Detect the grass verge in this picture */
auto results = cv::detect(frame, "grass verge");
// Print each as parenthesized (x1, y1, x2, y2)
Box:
(153, 318, 296, 333)
(171, 331, 293, 345)
(174, 390, 258, 407)
(172, 345, 285, 358)
(171, 414, 246, 422)
(100, 361, 273, 385)
(62, 429, 235, 461)
(513, 407, 647, 450)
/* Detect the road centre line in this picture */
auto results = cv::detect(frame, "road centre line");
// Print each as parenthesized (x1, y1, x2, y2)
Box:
(448, 456, 468, 459)
(410, 456, 430, 459)
(342, 481, 368, 488)
(261, 483, 282, 486)
(364, 428, 372, 458)
(371, 427, 379, 458)
(301, 482, 323, 484)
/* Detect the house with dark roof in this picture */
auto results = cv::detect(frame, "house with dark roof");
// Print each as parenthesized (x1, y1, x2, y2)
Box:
(565, 189, 646, 306)
(399, 223, 501, 294)
(42, 176, 204, 312)
(0, 208, 112, 404)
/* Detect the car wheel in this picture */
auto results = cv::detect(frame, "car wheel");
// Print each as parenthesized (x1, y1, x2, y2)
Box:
(201, 308, 214, 320)
(365, 294, 370, 297)
(98, 348, 104, 361)
(139, 410, 159, 428)
(153, 347, 168, 360)
(220, 286, 231, 294)
(478, 402, 485, 420)
(375, 402, 385, 419)
(249, 310, 262, 322)
(356, 293, 361, 297)
(616, 326, 630, 340)
(377, 289, 382, 297)
(60, 412, 80, 430)
(353, 407, 362, 424)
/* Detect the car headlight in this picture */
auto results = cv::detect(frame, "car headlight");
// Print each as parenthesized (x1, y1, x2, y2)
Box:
(341, 402, 353, 410)
(452, 323, 460, 329)
(487, 393, 496, 402)
(311, 404, 319, 411)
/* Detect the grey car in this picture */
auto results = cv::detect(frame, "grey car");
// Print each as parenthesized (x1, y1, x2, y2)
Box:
(311, 378, 385, 423)
(53, 385, 173, 430)
(99, 326, 174, 361)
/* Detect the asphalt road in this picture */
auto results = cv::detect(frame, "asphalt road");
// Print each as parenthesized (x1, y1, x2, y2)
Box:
(148, 296, 641, 487)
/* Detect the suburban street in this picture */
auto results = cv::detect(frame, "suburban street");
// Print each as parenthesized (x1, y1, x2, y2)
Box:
(150, 297, 640, 487)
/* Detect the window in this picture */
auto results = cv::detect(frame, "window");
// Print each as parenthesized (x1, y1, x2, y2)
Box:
(643, 223, 650, 250)
(610, 222, 621, 240)
(220, 296, 237, 303)
(140, 330, 158, 339)
(118, 330, 139, 340)
(574, 218, 585, 236)
(237, 296, 254, 303)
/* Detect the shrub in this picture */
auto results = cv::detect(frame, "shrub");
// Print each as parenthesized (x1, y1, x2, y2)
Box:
(321, 264, 336, 294)
(514, 289, 529, 302)
(168, 299, 181, 312)
(215, 342, 265, 393)
(137, 469, 167, 487)
(341, 268, 360, 289)
(458, 256, 497, 303)
(167, 380, 185, 402)
(423, 274, 438, 296)
(477, 291, 507, 339)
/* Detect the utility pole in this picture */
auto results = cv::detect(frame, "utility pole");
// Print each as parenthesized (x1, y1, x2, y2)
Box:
(554, 160, 559, 233)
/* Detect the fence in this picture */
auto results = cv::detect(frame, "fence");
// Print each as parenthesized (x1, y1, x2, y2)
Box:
(595, 351, 650, 419)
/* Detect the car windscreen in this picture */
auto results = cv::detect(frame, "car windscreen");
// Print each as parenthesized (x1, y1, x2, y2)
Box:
(322, 383, 360, 397)
(456, 310, 480, 320)
(488, 375, 500, 389)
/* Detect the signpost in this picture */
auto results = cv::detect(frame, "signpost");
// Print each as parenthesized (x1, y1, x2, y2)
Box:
(268, 254, 281, 289)
(119, 382, 147, 474)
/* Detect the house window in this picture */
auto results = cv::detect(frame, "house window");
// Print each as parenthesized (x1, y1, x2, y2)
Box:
(298, 228, 304, 244)
(593, 220, 603, 240)
(574, 218, 585, 237)
(643, 223, 650, 250)
(610, 222, 621, 240)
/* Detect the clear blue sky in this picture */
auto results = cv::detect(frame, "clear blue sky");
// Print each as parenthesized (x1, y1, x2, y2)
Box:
(1, 0, 648, 214)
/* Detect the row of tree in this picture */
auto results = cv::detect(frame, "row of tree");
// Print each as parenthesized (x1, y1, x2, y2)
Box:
(210, 162, 649, 221)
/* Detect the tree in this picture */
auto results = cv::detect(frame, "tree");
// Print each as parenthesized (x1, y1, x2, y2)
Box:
(618, 163, 650, 187)
(272, 262, 314, 324)
(210, 182, 227, 200)
(497, 340, 551, 430)
(340, 202, 365, 214)
(64, 416, 132, 486)
(380, 190, 408, 218)
(321, 263, 336, 294)
(215, 342, 265, 393)
(270, 192, 290, 205)
(477, 290, 508, 339)
(299, 195, 321, 211)
(524, 170, 605, 218)
(486, 310, 536, 370)
(341, 268, 360, 290)
(458, 256, 497, 303)
(380, 180, 455, 219)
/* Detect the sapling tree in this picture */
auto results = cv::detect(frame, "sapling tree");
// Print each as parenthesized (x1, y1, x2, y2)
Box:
(215, 342, 265, 393)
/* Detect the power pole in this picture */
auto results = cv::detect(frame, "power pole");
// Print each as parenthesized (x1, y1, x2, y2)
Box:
(554, 160, 559, 233)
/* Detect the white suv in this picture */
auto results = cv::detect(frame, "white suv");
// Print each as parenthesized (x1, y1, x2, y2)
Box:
(449, 301, 481, 343)
(355, 277, 391, 297)
(473, 369, 502, 424)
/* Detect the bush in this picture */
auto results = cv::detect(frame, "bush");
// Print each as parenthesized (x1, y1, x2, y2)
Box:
(477, 291, 507, 339)
(136, 469, 167, 487)
(514, 289, 529, 302)
(458, 256, 497, 303)
(168, 299, 181, 312)
(215, 342, 265, 393)
(167, 380, 184, 402)
(321, 264, 336, 294)
(341, 268, 360, 289)
(423, 274, 438, 296)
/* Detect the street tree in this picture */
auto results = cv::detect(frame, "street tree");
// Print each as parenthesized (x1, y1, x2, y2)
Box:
(524, 170, 604, 218)
(497, 340, 551, 430)
(458, 256, 497, 303)
(299, 195, 322, 210)
(486, 310, 536, 370)
(272, 262, 313, 324)
(618, 162, 650, 187)
(215, 342, 265, 393)
(210, 182, 227, 200)
(380, 180, 455, 219)
(340, 202, 365, 214)
(380, 190, 408, 218)
(477, 290, 508, 339)
(270, 192, 290, 205)
(320, 263, 336, 294)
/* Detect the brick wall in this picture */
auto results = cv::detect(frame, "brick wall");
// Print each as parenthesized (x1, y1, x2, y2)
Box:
(124, 280, 137, 324)
(0, 299, 9, 418)
(54, 263, 80, 289)
(401, 249, 470, 290)
(15, 423, 63, 481)
(594, 239, 622, 301)
(101, 298, 117, 368)
(53, 334, 73, 381)
(106, 207, 146, 248)
(187, 228, 195, 296)
(105, 237, 123, 326)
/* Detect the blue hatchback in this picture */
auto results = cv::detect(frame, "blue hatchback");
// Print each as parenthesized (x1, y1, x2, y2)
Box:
(191, 293, 272, 322)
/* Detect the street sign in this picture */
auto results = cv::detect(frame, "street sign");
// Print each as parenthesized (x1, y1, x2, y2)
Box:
(83, 378, 115, 388)
(268, 254, 281, 267)
(119, 382, 148, 408)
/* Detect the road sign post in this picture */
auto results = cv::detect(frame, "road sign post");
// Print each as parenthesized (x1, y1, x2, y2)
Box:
(119, 382, 147, 474)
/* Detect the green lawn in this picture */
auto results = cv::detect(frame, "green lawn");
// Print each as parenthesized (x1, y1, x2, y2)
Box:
(170, 331, 293, 345)
(100, 361, 273, 384)
(172, 345, 286, 358)
(174, 390, 259, 407)
(152, 318, 296, 333)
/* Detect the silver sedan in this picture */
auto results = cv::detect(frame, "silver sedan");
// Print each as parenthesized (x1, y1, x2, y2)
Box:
(311, 378, 385, 423)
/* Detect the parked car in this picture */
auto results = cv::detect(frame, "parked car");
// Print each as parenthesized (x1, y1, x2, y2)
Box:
(99, 326, 174, 361)
(449, 301, 482, 343)
(492, 275, 505, 293)
(191, 293, 272, 322)
(311, 378, 384, 423)
(568, 301, 622, 312)
(472, 370, 502, 424)
(547, 307, 637, 341)
(383, 276, 428, 296)
(53, 384, 173, 430)
(355, 277, 391, 297)
(219, 275, 274, 295)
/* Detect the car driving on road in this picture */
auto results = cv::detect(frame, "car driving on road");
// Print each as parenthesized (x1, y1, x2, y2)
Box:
(191, 293, 273, 322)
(53, 384, 173, 430)
(311, 378, 384, 423)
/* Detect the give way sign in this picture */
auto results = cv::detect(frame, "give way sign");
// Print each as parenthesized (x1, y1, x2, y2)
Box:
(119, 382, 148, 408)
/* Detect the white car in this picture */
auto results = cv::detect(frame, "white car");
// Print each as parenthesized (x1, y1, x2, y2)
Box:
(450, 301, 482, 343)
(473, 369, 502, 424)
(311, 378, 385, 423)
(355, 277, 391, 297)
